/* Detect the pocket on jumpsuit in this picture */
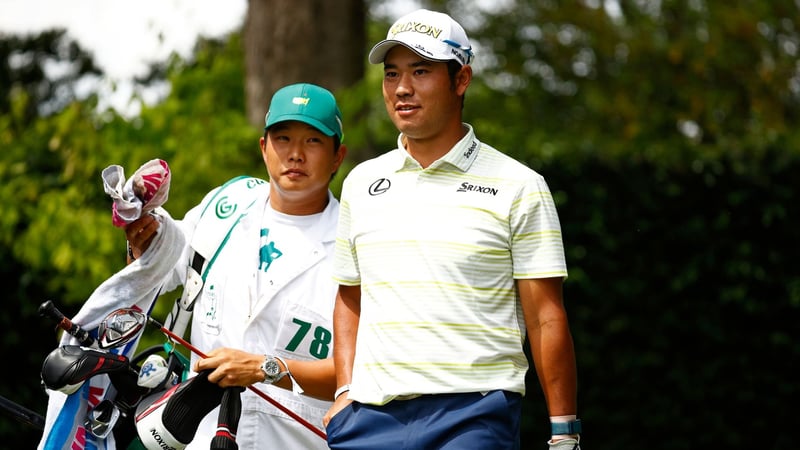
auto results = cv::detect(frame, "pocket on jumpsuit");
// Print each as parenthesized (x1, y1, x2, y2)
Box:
(197, 281, 223, 336)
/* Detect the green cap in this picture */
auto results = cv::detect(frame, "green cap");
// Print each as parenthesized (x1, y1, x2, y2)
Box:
(264, 83, 343, 140)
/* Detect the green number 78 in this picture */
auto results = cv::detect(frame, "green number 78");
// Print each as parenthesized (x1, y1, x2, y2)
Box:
(285, 318, 331, 359)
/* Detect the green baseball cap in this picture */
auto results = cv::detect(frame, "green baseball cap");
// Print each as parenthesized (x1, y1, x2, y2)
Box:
(264, 83, 343, 141)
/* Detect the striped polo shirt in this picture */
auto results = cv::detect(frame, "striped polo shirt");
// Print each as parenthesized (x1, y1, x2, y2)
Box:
(333, 124, 567, 405)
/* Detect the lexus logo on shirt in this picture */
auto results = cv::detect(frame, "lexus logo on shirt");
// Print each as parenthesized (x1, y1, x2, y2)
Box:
(368, 178, 391, 196)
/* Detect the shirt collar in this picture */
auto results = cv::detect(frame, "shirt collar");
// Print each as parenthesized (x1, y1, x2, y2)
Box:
(392, 124, 480, 172)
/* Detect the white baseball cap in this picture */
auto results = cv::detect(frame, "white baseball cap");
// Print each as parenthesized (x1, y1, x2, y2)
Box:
(368, 9, 474, 66)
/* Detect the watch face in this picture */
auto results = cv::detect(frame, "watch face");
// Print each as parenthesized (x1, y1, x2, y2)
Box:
(264, 358, 281, 376)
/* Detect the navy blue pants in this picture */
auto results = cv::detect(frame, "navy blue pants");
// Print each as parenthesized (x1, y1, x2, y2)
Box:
(326, 390, 522, 450)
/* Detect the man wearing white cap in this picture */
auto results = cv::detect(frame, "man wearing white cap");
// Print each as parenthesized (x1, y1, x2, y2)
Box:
(323, 9, 582, 450)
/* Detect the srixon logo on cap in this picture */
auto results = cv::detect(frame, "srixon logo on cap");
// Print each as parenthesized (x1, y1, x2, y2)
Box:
(389, 21, 443, 39)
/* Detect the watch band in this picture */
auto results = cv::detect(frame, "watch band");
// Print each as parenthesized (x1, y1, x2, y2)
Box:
(274, 355, 304, 395)
(551, 419, 581, 435)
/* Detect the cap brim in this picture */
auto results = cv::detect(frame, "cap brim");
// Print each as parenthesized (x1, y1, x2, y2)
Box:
(265, 114, 337, 138)
(368, 40, 401, 64)
(368, 39, 455, 65)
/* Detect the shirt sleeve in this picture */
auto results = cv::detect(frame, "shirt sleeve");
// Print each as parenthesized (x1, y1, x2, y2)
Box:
(510, 174, 568, 279)
(332, 175, 361, 285)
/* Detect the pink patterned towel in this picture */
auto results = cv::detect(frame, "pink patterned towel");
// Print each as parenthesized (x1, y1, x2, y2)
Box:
(102, 159, 171, 227)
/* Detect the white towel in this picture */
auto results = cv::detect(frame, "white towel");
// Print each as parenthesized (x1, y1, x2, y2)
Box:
(60, 207, 185, 341)
(102, 158, 171, 227)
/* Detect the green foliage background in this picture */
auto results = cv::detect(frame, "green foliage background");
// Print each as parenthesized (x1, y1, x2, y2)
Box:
(1, 1, 798, 448)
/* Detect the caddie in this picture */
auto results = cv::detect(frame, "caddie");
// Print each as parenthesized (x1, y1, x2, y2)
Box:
(126, 82, 347, 449)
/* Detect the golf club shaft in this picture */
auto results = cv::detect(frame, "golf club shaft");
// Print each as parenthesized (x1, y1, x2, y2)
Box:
(38, 300, 95, 347)
(0, 394, 45, 430)
(146, 317, 327, 440)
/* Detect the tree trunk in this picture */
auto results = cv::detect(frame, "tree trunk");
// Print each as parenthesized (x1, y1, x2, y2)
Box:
(243, 0, 366, 126)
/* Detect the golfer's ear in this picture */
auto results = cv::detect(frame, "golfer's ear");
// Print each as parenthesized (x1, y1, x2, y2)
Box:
(455, 64, 472, 95)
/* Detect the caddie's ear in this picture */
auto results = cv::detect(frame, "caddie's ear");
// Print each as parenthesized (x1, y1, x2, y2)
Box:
(332, 144, 348, 174)
(259, 135, 269, 158)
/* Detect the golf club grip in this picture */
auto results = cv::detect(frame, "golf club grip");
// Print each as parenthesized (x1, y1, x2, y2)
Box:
(38, 300, 94, 347)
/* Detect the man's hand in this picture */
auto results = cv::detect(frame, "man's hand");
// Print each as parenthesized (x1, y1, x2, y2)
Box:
(124, 214, 159, 259)
(322, 394, 352, 428)
(194, 348, 265, 388)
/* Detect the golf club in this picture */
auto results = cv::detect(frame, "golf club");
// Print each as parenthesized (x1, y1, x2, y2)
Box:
(85, 399, 121, 439)
(38, 302, 326, 443)
(0, 394, 44, 431)
(97, 307, 147, 349)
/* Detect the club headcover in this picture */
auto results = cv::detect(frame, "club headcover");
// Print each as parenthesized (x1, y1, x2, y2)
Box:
(41, 345, 130, 393)
(135, 370, 224, 449)
(137, 354, 172, 390)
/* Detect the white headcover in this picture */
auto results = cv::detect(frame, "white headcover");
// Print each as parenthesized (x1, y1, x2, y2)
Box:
(137, 354, 172, 390)
(135, 385, 186, 450)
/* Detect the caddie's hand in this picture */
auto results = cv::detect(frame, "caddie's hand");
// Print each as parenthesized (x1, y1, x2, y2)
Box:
(548, 437, 580, 449)
(124, 213, 158, 259)
(322, 394, 352, 428)
(194, 347, 264, 388)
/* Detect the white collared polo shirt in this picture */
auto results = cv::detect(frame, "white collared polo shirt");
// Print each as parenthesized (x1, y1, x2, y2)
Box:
(334, 124, 568, 405)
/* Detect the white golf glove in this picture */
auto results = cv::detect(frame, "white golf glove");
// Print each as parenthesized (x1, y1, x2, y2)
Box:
(548, 438, 580, 449)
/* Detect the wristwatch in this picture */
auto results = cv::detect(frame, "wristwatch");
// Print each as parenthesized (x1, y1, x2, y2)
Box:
(260, 355, 288, 384)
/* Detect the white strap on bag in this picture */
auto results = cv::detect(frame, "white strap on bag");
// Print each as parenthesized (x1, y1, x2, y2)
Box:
(164, 176, 268, 338)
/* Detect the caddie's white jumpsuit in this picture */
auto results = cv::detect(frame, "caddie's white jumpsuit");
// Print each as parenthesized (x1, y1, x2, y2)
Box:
(162, 177, 337, 450)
